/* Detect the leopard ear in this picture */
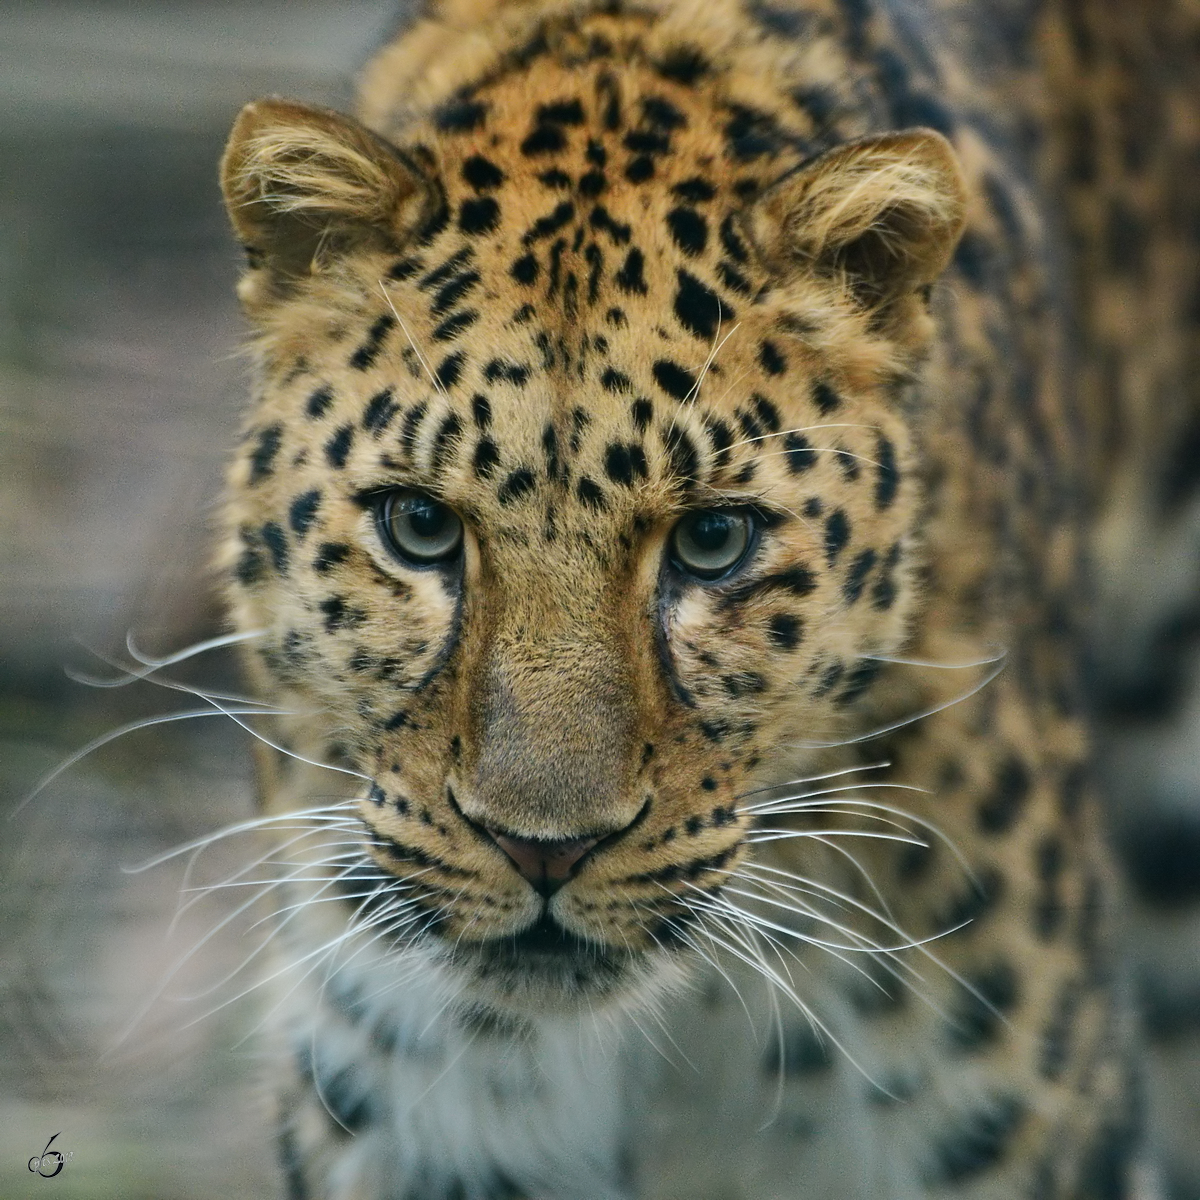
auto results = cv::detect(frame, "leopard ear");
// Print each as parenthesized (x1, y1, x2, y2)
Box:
(220, 99, 435, 308)
(746, 129, 967, 319)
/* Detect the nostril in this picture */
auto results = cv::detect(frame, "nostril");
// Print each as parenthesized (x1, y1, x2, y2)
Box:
(486, 829, 599, 895)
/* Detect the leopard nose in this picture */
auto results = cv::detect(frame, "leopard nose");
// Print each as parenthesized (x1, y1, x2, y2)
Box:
(485, 829, 599, 897)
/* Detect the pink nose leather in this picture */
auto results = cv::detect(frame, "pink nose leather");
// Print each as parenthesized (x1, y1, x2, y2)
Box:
(487, 830, 598, 892)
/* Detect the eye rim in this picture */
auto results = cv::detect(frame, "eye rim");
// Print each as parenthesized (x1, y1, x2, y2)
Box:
(374, 487, 464, 567)
(669, 507, 757, 582)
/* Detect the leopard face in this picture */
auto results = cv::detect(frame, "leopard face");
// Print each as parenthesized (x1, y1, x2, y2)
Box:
(220, 39, 964, 1015)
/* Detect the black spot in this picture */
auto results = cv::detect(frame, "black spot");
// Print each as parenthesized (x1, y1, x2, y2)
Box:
(929, 1097, 1025, 1184)
(812, 381, 841, 413)
(538, 168, 572, 189)
(1039, 982, 1079, 1080)
(871, 542, 901, 611)
(511, 254, 540, 285)
(666, 207, 707, 255)
(431, 270, 481, 316)
(388, 255, 423, 281)
(662, 424, 699, 484)
(875, 435, 899, 509)
(325, 425, 354, 469)
(459, 196, 500, 235)
(537, 99, 585, 125)
(736, 406, 765, 443)
(313, 542, 349, 574)
(715, 261, 752, 296)
(601, 367, 632, 394)
(595, 71, 622, 129)
(400, 402, 428, 457)
(473, 438, 501, 478)
(784, 432, 816, 473)
(843, 548, 876, 604)
(305, 386, 333, 419)
(432, 310, 479, 343)
(521, 124, 567, 155)
(978, 757, 1032, 833)
(606, 306, 627, 327)
(462, 155, 505, 190)
(434, 97, 488, 131)
(625, 156, 655, 183)
(433, 351, 465, 390)
(837, 658, 882, 706)
(541, 425, 560, 480)
(642, 95, 686, 130)
(824, 509, 850, 563)
(615, 248, 648, 294)
(419, 247, 473, 291)
(655, 45, 709, 85)
(724, 104, 782, 160)
(1122, 813, 1200, 907)
(289, 490, 321, 537)
(589, 205, 631, 245)
(813, 660, 844, 697)
(836, 446, 860, 481)
(235, 544, 264, 586)
(803, 497, 822, 518)
(673, 177, 715, 203)
(576, 170, 604, 198)
(362, 388, 398, 434)
(512, 303, 535, 323)
(719, 214, 749, 263)
(631, 398, 653, 431)
(577, 476, 607, 510)
(767, 612, 803, 651)
(248, 424, 283, 483)
(948, 963, 1019, 1049)
(675, 270, 729, 340)
(625, 128, 670, 155)
(262, 521, 289, 573)
(604, 442, 648, 486)
(759, 340, 786, 376)
(718, 566, 816, 609)
(751, 393, 781, 432)
(430, 413, 463, 472)
(498, 467, 536, 504)
(349, 314, 395, 371)
(522, 200, 575, 245)
(471, 394, 492, 428)
(702, 415, 733, 465)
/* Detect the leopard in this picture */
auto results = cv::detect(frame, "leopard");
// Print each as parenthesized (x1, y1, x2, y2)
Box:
(212, 0, 1198, 1196)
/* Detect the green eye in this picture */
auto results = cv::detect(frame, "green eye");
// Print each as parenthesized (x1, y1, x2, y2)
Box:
(377, 490, 463, 564)
(671, 509, 753, 580)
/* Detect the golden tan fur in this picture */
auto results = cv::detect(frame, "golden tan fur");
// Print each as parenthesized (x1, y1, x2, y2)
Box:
(211, 1, 1192, 1196)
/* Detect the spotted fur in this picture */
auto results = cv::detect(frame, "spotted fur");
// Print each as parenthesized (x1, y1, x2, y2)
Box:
(215, 1, 1191, 1196)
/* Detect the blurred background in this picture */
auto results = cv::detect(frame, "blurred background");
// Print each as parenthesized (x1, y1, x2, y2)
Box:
(0, 5, 397, 1197)
(1, 3, 1198, 1199)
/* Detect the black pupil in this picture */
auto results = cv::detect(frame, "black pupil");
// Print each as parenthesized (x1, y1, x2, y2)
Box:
(409, 500, 447, 538)
(689, 511, 733, 551)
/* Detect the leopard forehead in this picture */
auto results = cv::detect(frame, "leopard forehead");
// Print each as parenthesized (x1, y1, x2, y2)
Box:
(242, 57, 908, 538)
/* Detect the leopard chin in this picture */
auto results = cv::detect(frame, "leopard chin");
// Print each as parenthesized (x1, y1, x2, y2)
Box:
(437, 910, 691, 1017)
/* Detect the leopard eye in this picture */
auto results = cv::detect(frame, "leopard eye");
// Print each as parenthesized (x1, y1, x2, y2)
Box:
(377, 489, 463, 564)
(670, 509, 753, 580)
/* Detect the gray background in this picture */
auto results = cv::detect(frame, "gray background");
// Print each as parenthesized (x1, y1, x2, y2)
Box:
(1, 6, 396, 1197)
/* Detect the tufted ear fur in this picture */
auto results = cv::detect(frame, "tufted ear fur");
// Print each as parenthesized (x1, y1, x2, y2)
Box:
(746, 129, 967, 320)
(220, 99, 435, 308)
